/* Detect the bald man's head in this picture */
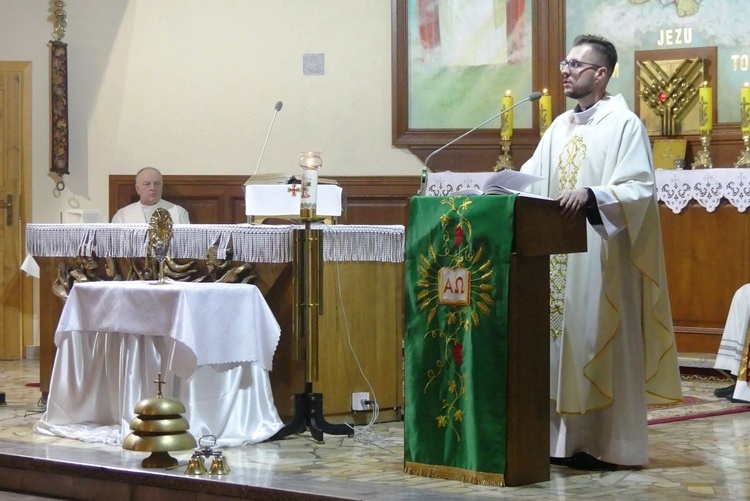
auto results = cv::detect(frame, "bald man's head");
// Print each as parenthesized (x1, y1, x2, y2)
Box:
(134, 167, 163, 206)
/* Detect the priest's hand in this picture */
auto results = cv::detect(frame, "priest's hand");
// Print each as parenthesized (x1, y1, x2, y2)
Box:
(557, 189, 589, 219)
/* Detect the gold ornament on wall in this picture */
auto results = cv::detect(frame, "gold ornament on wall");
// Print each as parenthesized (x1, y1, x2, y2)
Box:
(636, 57, 703, 136)
(634, 47, 717, 138)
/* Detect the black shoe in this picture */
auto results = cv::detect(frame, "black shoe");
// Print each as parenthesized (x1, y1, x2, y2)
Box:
(550, 456, 572, 467)
(551, 453, 618, 471)
(714, 384, 736, 398)
(729, 396, 750, 404)
(569, 452, 618, 471)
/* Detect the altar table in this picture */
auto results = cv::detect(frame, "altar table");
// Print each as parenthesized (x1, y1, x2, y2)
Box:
(26, 223, 406, 423)
(33, 280, 283, 447)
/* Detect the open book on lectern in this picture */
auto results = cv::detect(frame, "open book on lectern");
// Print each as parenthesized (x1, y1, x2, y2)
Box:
(453, 170, 545, 196)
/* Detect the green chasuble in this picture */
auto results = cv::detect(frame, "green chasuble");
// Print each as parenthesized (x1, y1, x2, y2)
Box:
(404, 195, 515, 486)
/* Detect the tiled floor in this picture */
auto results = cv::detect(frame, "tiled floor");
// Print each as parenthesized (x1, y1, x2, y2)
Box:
(1, 358, 749, 500)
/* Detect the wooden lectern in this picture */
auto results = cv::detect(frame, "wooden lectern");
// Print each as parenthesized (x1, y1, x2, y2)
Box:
(504, 196, 586, 486)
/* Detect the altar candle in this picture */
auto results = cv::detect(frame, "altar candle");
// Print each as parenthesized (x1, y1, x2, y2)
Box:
(742, 83, 750, 134)
(539, 88, 552, 135)
(301, 168, 318, 209)
(501, 90, 513, 139)
(299, 151, 322, 218)
(699, 82, 713, 133)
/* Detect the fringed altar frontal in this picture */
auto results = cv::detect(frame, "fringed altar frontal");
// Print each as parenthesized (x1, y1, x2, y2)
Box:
(404, 195, 516, 487)
(25, 224, 405, 263)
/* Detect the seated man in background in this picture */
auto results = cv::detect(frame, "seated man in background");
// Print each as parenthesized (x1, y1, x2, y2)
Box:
(713, 284, 750, 403)
(112, 167, 190, 224)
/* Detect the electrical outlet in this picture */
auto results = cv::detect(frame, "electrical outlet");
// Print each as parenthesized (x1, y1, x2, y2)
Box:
(351, 392, 369, 411)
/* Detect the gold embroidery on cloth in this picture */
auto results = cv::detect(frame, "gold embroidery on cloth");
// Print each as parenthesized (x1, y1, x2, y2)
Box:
(415, 197, 494, 442)
(549, 135, 586, 340)
(404, 461, 505, 487)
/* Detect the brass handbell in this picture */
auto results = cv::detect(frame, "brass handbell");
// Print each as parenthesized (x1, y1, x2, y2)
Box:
(185, 455, 207, 475)
(208, 454, 231, 475)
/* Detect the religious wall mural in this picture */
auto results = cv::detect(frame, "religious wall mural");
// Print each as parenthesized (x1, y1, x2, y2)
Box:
(407, 0, 533, 130)
(567, 0, 747, 125)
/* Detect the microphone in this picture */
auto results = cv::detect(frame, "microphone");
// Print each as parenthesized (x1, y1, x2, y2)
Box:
(419, 91, 542, 195)
(252, 101, 284, 177)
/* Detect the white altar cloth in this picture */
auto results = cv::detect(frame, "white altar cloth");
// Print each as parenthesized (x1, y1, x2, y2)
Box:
(420, 168, 750, 214)
(33, 280, 284, 447)
(245, 184, 343, 217)
(655, 168, 750, 213)
(24, 224, 405, 264)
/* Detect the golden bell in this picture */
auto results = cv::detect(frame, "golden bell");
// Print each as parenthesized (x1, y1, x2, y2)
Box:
(208, 455, 230, 475)
(123, 375, 197, 468)
(185, 456, 207, 475)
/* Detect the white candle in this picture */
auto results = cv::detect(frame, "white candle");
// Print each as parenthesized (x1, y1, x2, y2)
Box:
(299, 151, 322, 218)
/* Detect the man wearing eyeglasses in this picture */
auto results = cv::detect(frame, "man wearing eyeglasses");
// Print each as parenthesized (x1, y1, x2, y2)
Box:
(520, 35, 682, 471)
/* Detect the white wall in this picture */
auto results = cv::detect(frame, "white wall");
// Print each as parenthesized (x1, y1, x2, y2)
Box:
(0, 0, 422, 223)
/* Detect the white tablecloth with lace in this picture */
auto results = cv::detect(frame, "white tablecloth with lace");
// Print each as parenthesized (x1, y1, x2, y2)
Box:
(656, 168, 750, 213)
(33, 280, 284, 447)
(23, 224, 405, 274)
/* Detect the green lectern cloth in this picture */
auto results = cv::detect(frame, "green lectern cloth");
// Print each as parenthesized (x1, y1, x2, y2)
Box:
(404, 195, 516, 487)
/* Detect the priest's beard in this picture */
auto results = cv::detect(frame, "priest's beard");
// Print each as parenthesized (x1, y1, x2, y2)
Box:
(564, 83, 595, 101)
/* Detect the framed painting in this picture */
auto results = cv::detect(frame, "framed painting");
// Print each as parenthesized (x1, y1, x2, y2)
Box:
(392, 0, 564, 169)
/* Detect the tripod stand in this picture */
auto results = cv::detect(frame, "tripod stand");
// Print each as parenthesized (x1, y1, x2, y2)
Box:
(270, 221, 352, 442)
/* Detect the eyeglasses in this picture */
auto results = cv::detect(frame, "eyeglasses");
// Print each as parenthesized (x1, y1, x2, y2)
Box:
(559, 59, 602, 72)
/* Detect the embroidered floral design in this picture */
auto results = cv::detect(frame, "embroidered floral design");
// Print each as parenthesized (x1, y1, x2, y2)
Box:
(550, 135, 585, 340)
(416, 197, 494, 442)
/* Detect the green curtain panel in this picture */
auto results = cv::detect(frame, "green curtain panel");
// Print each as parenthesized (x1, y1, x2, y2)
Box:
(404, 195, 516, 486)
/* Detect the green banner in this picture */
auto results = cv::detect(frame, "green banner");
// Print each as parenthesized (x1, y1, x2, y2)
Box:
(404, 195, 515, 486)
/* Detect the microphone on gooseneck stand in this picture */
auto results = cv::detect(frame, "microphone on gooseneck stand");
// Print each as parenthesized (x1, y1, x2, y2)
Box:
(419, 91, 543, 195)
(252, 100, 284, 177)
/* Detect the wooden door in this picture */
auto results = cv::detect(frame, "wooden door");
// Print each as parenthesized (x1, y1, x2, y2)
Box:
(0, 62, 31, 360)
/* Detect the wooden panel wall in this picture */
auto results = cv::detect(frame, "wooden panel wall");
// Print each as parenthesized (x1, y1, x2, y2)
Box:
(110, 175, 419, 227)
(660, 203, 750, 354)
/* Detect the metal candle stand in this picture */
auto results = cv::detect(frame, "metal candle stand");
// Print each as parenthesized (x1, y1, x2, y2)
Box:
(269, 218, 353, 443)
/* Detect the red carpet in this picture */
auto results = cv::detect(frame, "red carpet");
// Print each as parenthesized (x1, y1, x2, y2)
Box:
(647, 377, 750, 425)
(648, 404, 750, 425)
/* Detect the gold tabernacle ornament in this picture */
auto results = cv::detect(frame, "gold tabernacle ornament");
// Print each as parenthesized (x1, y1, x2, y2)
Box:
(636, 57, 703, 136)
(147, 208, 173, 284)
